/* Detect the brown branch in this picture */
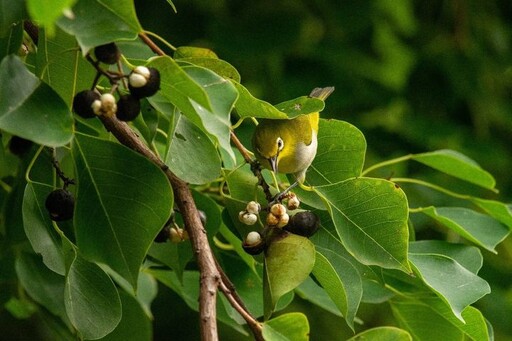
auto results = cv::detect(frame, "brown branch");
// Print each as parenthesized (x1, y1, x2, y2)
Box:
(99, 36, 265, 338)
(98, 116, 221, 340)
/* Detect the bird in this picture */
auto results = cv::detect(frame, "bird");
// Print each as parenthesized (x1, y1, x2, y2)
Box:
(252, 87, 334, 195)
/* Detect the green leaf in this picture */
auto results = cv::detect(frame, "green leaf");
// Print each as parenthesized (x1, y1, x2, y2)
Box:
(27, 0, 76, 36)
(65, 255, 122, 339)
(296, 276, 342, 317)
(0, 0, 26, 37)
(178, 57, 241, 82)
(315, 178, 410, 272)
(308, 119, 366, 185)
(391, 298, 489, 341)
(312, 250, 361, 329)
(264, 233, 315, 315)
(419, 206, 509, 253)
(219, 253, 264, 318)
(36, 26, 97, 106)
(148, 56, 212, 115)
(347, 327, 412, 341)
(100, 290, 152, 341)
(174, 46, 219, 59)
(0, 21, 23, 59)
(148, 242, 193, 282)
(148, 58, 238, 161)
(409, 240, 483, 274)
(72, 134, 173, 287)
(182, 65, 238, 162)
(262, 312, 310, 341)
(412, 149, 496, 190)
(166, 113, 221, 184)
(15, 252, 67, 318)
(293, 119, 366, 209)
(408, 253, 490, 321)
(57, 0, 142, 53)
(471, 197, 512, 230)
(22, 182, 66, 275)
(274, 96, 325, 119)
(0, 55, 74, 147)
(232, 81, 288, 119)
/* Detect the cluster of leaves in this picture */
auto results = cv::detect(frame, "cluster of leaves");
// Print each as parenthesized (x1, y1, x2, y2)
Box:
(0, 1, 511, 340)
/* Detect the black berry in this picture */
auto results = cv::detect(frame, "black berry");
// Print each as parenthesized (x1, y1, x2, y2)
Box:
(283, 211, 319, 237)
(73, 90, 100, 119)
(128, 66, 160, 98)
(9, 136, 33, 156)
(116, 95, 141, 121)
(45, 189, 75, 221)
(94, 43, 121, 65)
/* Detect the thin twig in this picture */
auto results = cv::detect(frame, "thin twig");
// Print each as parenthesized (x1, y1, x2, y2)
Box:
(229, 131, 273, 202)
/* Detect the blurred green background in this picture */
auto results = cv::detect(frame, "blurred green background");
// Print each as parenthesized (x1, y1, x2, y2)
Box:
(134, 0, 512, 340)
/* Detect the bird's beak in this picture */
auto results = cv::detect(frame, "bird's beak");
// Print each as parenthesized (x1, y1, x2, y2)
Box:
(268, 155, 278, 174)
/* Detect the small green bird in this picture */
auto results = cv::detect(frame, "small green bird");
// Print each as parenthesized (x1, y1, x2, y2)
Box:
(252, 87, 334, 191)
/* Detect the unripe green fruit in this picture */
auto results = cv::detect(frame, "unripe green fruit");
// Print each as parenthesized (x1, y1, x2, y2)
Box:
(94, 42, 120, 64)
(116, 94, 141, 121)
(128, 66, 160, 98)
(45, 189, 75, 221)
(73, 90, 101, 119)
(283, 211, 319, 237)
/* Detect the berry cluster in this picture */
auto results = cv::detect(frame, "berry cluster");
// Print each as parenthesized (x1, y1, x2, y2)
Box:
(239, 193, 319, 255)
(153, 210, 207, 244)
(72, 43, 161, 122)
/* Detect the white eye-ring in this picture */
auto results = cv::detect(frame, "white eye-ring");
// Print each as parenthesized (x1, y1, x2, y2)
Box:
(276, 137, 284, 152)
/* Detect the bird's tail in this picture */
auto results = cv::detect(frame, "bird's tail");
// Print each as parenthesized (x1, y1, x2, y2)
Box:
(309, 87, 335, 100)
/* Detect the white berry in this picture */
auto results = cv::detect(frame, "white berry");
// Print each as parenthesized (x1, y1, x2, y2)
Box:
(277, 213, 290, 228)
(266, 212, 280, 226)
(246, 201, 261, 215)
(270, 203, 287, 217)
(129, 72, 148, 88)
(240, 212, 257, 225)
(100, 93, 117, 117)
(245, 231, 262, 246)
(134, 65, 151, 78)
(287, 196, 300, 210)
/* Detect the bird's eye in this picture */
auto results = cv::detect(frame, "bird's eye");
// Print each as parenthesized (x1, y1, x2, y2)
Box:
(276, 137, 284, 151)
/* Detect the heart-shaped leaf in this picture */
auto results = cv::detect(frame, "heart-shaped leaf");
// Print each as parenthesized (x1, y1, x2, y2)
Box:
(65, 254, 122, 339)
(72, 133, 173, 287)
